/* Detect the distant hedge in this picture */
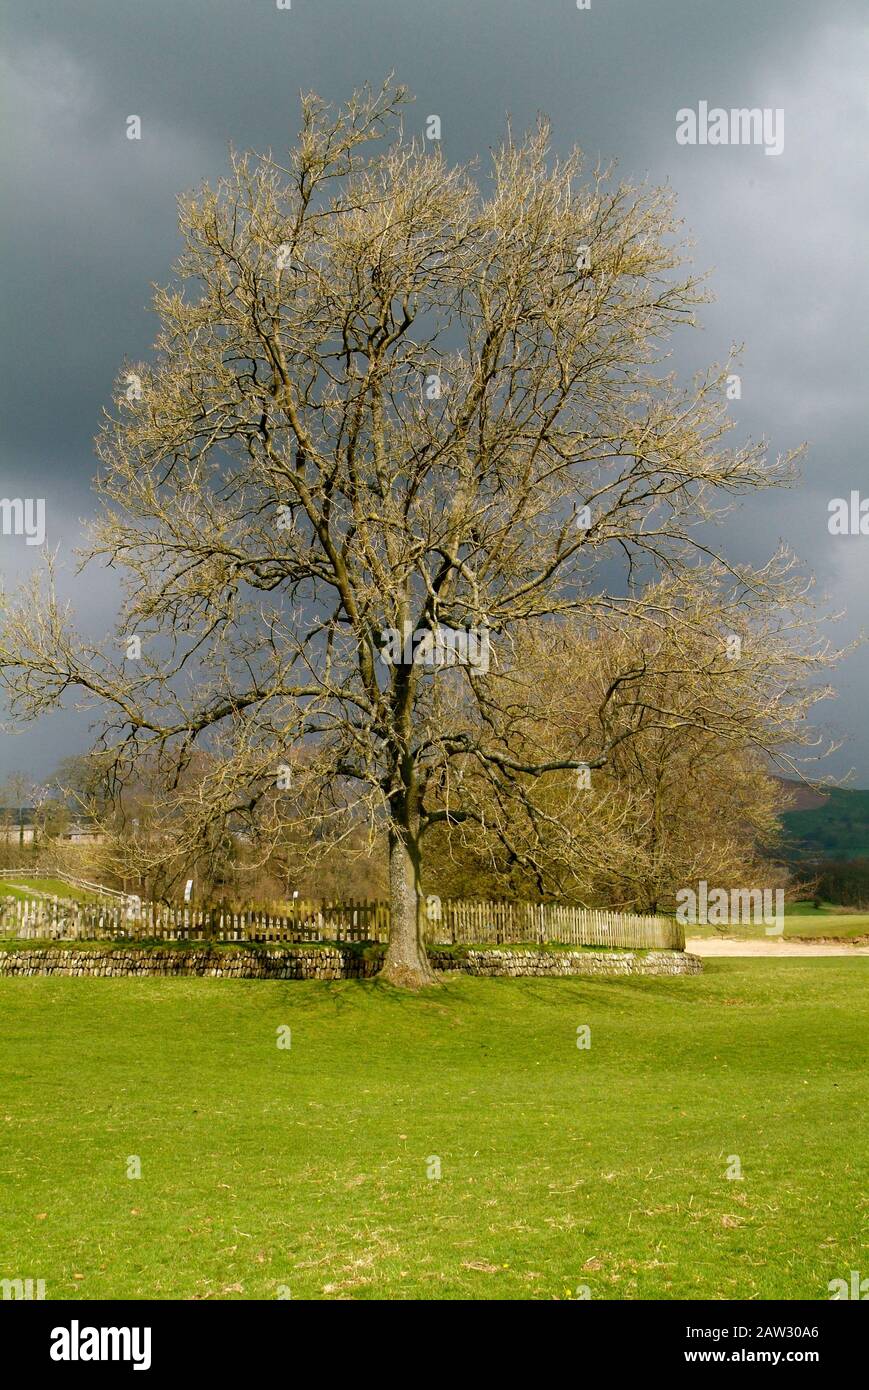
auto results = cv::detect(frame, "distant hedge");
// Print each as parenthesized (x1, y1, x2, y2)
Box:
(808, 858, 869, 909)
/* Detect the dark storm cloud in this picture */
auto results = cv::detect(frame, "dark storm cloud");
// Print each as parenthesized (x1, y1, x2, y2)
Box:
(1, 0, 867, 781)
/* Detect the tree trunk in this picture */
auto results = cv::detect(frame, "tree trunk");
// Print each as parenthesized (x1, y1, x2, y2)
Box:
(379, 826, 438, 988)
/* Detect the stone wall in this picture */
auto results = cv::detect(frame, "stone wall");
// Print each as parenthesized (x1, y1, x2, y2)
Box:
(451, 948, 701, 977)
(0, 945, 701, 979)
(0, 946, 371, 979)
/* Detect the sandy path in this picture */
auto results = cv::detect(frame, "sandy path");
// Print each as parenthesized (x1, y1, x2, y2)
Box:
(687, 937, 869, 957)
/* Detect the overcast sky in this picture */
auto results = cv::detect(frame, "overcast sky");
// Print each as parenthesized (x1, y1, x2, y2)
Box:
(1, 0, 867, 788)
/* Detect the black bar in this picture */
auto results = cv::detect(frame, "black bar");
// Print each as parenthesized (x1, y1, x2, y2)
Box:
(4, 1298, 863, 1376)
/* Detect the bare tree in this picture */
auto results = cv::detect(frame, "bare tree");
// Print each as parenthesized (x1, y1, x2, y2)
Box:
(0, 80, 815, 984)
(421, 562, 840, 909)
(0, 770, 37, 850)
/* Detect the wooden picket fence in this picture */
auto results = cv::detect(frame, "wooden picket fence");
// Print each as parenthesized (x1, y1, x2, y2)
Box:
(440, 899, 683, 949)
(0, 894, 684, 949)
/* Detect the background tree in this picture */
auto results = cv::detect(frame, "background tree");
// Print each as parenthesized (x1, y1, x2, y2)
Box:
(31, 792, 71, 850)
(0, 80, 827, 984)
(422, 563, 833, 909)
(0, 771, 38, 852)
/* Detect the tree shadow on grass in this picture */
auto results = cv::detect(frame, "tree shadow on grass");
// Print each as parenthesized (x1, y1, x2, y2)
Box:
(463, 971, 709, 1015)
(266, 968, 709, 1025)
(269, 973, 454, 1019)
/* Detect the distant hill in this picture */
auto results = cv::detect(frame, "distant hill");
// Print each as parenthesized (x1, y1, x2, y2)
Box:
(776, 779, 869, 861)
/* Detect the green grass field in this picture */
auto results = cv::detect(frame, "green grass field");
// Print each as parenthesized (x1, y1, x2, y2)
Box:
(686, 901, 869, 941)
(782, 785, 869, 859)
(0, 877, 100, 904)
(0, 961, 865, 1301)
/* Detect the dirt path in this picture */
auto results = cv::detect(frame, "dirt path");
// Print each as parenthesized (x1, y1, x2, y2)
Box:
(687, 937, 869, 957)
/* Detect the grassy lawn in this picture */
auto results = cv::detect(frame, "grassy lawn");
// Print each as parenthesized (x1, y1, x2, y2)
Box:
(687, 900, 869, 941)
(0, 881, 42, 901)
(0, 961, 865, 1301)
(0, 878, 100, 904)
(783, 913, 869, 941)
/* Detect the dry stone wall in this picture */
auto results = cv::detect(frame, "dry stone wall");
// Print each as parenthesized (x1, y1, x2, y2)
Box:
(0, 946, 701, 979)
(453, 948, 701, 977)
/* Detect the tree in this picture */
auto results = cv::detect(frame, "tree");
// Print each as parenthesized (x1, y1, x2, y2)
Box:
(421, 565, 834, 910)
(0, 771, 37, 850)
(31, 793, 71, 848)
(56, 749, 242, 903)
(0, 80, 821, 985)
